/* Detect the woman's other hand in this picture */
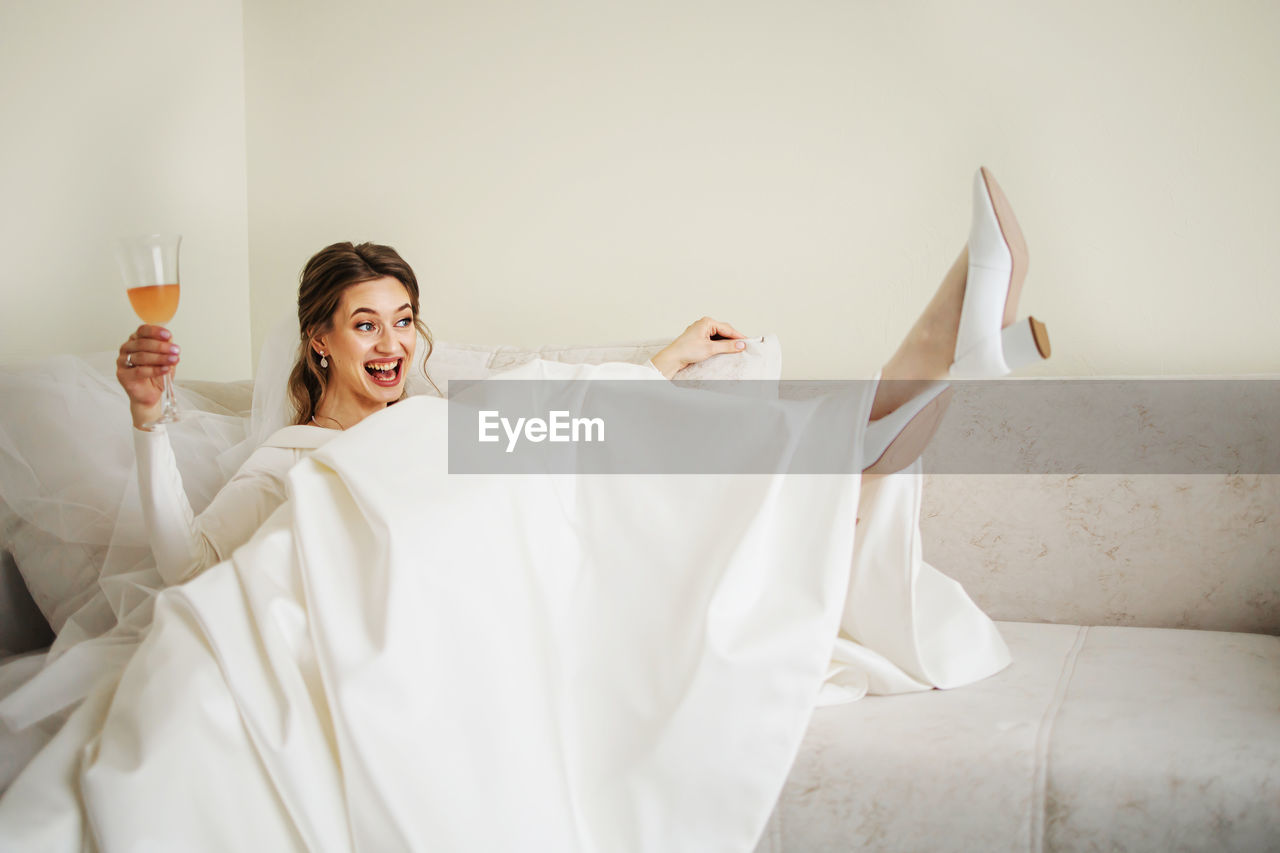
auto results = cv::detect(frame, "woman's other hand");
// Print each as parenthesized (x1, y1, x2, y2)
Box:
(650, 316, 748, 380)
(117, 325, 180, 429)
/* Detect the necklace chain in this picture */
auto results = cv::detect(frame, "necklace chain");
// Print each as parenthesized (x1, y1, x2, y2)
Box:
(311, 413, 347, 431)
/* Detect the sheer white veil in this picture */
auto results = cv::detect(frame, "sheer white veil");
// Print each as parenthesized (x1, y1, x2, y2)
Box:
(0, 351, 255, 741)
(250, 313, 302, 448)
(0, 312, 317, 725)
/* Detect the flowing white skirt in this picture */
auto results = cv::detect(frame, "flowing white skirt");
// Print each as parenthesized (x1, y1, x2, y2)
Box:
(0, 360, 1009, 851)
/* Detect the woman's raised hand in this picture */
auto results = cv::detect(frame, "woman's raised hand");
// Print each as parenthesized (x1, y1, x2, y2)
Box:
(117, 325, 181, 429)
(650, 316, 748, 380)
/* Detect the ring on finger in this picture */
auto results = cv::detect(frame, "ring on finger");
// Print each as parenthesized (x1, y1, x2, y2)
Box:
(125, 353, 135, 368)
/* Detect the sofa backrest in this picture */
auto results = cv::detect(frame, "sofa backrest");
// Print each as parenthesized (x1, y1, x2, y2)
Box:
(3, 341, 1275, 652)
(913, 379, 1278, 635)
(920, 472, 1278, 634)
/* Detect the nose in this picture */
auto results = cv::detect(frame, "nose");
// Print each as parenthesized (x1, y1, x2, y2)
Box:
(374, 325, 398, 352)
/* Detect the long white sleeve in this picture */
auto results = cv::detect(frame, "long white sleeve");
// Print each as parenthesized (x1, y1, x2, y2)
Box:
(133, 426, 293, 587)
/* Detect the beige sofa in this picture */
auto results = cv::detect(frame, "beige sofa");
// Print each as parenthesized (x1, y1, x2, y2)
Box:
(2, 341, 1277, 852)
(757, 389, 1280, 851)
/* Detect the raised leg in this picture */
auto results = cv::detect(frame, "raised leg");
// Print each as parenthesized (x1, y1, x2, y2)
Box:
(861, 168, 1049, 475)
(870, 248, 969, 421)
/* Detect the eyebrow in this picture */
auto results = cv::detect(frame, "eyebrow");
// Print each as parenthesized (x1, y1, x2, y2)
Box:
(350, 303, 412, 319)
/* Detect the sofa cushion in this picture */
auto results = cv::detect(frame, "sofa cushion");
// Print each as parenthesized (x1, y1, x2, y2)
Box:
(757, 620, 1280, 852)
(1041, 625, 1279, 851)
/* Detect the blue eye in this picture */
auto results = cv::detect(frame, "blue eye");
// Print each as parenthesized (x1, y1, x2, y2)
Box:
(396, 317, 413, 327)
(356, 321, 375, 332)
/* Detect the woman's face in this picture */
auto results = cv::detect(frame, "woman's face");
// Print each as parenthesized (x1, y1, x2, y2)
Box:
(313, 276, 418, 408)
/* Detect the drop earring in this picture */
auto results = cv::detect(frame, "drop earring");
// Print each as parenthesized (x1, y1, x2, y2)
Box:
(320, 354, 329, 368)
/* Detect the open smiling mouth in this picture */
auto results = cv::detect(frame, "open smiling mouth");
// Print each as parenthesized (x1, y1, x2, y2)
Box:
(364, 358, 403, 386)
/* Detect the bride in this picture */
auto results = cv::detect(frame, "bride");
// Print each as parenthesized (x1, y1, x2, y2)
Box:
(0, 167, 1049, 851)
(118, 239, 759, 587)
(118, 166, 1046, 588)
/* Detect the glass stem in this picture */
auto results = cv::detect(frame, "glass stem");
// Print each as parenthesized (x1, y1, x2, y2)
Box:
(161, 371, 178, 419)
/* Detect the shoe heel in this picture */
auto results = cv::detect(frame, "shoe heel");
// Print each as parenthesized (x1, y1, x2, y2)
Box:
(951, 316, 1050, 378)
(1001, 316, 1051, 370)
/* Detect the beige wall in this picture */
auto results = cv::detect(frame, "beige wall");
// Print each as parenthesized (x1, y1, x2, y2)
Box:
(6, 2, 1277, 381)
(0, 0, 251, 380)
(244, 0, 1280, 379)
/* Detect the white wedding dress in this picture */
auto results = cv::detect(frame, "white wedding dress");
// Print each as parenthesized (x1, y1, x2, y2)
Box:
(0, 357, 1009, 851)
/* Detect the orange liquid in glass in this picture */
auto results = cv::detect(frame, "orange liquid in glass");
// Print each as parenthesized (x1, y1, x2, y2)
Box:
(127, 283, 180, 324)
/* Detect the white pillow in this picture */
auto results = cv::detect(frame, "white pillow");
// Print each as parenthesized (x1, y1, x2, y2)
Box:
(0, 354, 250, 644)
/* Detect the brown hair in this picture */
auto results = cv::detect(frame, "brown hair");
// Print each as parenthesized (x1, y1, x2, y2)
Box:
(287, 241, 440, 425)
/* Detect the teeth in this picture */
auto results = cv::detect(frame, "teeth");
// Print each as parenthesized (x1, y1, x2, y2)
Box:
(366, 361, 398, 372)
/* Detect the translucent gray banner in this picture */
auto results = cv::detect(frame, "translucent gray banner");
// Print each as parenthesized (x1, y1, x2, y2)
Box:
(446, 379, 1280, 475)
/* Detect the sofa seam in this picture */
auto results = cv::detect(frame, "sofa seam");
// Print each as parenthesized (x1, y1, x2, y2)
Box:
(1029, 624, 1088, 853)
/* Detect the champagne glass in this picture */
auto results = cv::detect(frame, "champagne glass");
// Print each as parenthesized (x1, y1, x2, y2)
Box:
(116, 234, 182, 427)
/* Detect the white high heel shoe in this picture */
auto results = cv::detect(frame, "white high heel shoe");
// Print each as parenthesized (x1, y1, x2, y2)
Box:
(951, 166, 1050, 379)
(863, 167, 1050, 473)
